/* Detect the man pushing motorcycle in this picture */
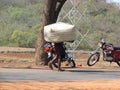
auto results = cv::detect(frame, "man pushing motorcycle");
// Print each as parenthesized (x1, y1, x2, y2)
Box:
(44, 22, 76, 71)
(48, 42, 66, 71)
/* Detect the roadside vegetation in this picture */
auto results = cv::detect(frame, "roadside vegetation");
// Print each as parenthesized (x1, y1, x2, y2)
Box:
(0, 0, 120, 49)
(0, 0, 44, 47)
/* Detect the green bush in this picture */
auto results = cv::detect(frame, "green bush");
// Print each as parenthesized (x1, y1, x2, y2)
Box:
(9, 30, 37, 47)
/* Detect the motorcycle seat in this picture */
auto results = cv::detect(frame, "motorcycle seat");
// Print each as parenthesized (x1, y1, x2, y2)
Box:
(114, 46, 120, 50)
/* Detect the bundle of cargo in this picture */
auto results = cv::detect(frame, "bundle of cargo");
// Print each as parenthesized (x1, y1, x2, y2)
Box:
(44, 22, 76, 42)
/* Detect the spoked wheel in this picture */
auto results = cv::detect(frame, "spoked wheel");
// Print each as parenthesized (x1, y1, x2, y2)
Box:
(53, 60, 76, 68)
(87, 53, 100, 66)
(116, 61, 120, 67)
(52, 60, 58, 68)
(69, 60, 76, 68)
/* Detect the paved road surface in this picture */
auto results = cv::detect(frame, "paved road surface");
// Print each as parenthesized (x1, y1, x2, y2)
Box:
(0, 68, 120, 81)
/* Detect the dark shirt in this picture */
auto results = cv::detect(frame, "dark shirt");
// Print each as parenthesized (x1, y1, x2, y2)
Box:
(54, 42, 65, 59)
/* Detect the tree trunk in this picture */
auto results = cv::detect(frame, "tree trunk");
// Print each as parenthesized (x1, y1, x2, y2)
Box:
(35, 0, 66, 65)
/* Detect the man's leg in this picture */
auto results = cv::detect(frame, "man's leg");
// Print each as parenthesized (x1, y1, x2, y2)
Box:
(48, 55, 57, 70)
(58, 58, 61, 71)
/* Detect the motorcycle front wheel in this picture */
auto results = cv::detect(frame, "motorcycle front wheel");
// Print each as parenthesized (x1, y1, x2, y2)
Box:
(69, 60, 76, 68)
(116, 61, 120, 67)
(87, 53, 100, 66)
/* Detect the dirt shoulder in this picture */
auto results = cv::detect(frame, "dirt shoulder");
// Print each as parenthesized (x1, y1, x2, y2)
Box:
(0, 47, 120, 90)
(0, 80, 120, 90)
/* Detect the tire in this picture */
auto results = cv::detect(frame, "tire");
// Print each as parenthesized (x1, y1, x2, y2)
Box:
(87, 53, 100, 66)
(69, 60, 76, 68)
(53, 62, 58, 68)
(52, 60, 76, 68)
(116, 61, 120, 67)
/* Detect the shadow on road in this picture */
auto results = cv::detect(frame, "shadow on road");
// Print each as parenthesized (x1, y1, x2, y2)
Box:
(65, 69, 120, 73)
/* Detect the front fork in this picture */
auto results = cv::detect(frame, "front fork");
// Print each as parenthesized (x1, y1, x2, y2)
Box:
(90, 47, 101, 61)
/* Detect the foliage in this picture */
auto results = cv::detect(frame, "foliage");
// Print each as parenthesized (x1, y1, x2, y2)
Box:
(0, 0, 44, 47)
(9, 30, 37, 47)
(0, 0, 120, 49)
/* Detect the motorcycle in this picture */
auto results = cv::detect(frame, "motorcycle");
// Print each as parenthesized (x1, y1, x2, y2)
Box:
(44, 43, 76, 68)
(87, 39, 120, 66)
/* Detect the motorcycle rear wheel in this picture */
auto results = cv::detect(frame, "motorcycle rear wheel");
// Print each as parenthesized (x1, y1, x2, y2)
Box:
(69, 60, 76, 68)
(52, 60, 76, 68)
(87, 53, 100, 66)
(116, 61, 120, 67)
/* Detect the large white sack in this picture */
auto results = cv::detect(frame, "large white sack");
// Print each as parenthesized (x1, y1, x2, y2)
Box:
(44, 22, 76, 42)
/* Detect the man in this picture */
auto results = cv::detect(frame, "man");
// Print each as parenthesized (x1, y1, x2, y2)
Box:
(48, 42, 65, 71)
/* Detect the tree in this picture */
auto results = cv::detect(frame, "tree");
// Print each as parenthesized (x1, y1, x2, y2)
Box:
(35, 0, 67, 65)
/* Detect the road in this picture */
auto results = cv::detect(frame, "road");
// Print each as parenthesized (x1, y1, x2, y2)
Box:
(0, 68, 120, 81)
